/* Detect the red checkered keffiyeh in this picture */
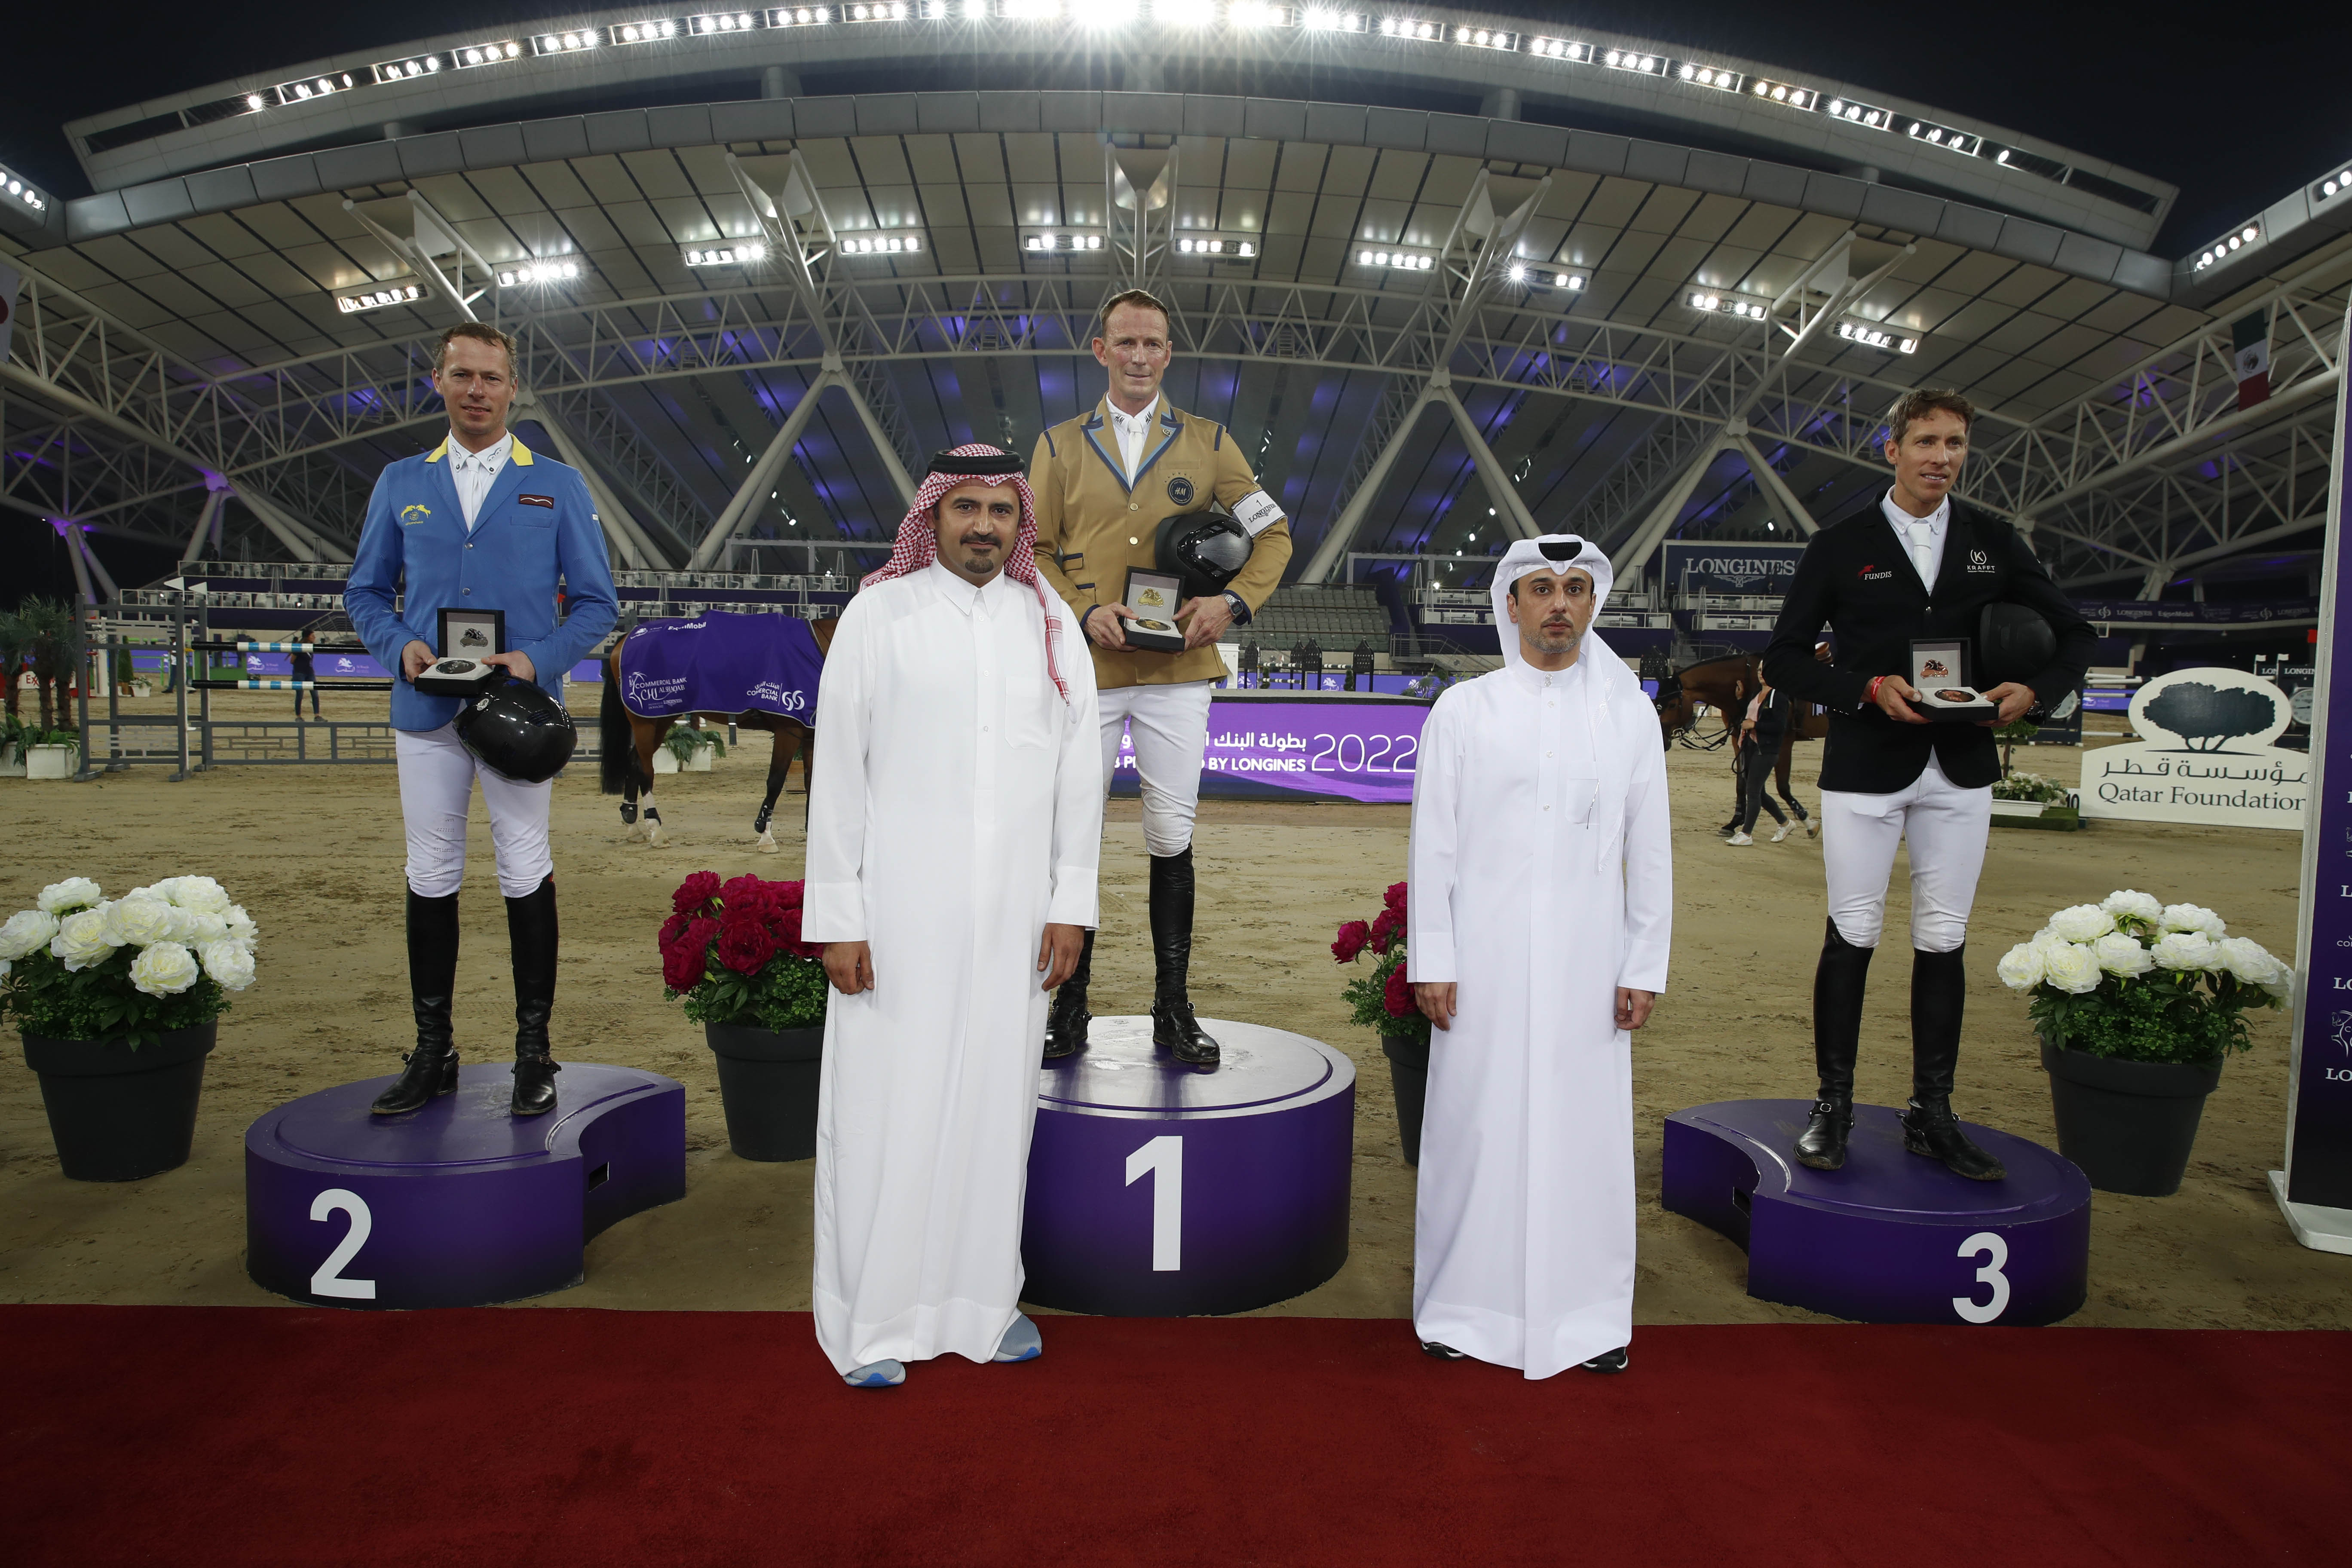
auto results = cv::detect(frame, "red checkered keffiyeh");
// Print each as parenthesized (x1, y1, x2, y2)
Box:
(862, 443, 1070, 704)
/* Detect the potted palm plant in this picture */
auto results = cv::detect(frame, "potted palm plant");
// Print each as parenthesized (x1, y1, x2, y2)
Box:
(1333, 882, 1431, 1164)
(661, 871, 827, 1160)
(654, 724, 724, 774)
(1998, 890, 2288, 1196)
(2, 876, 259, 1180)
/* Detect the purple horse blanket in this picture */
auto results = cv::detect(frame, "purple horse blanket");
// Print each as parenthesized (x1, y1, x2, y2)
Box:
(617, 613, 823, 723)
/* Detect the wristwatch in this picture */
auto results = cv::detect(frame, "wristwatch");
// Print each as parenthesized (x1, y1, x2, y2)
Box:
(1221, 589, 1252, 626)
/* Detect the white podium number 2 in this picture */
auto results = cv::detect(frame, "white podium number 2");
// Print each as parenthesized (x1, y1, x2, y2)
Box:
(1952, 1231, 2010, 1324)
(309, 1188, 378, 1301)
(1125, 1135, 1183, 1272)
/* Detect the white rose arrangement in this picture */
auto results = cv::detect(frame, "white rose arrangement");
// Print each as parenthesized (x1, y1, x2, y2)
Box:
(1998, 889, 2288, 1064)
(0, 876, 258, 1047)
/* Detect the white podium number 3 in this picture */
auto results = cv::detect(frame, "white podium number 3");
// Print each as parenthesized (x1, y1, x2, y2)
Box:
(1125, 1136, 1183, 1272)
(309, 1188, 378, 1301)
(1952, 1231, 2010, 1324)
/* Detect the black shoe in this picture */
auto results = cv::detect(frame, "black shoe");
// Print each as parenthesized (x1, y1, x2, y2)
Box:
(1152, 998, 1221, 1067)
(1043, 929, 1094, 1061)
(1148, 848, 1219, 1069)
(1579, 1347, 1630, 1374)
(507, 876, 562, 1118)
(371, 889, 461, 1116)
(1420, 1341, 1468, 1360)
(1901, 1098, 2006, 1181)
(1793, 1097, 1854, 1170)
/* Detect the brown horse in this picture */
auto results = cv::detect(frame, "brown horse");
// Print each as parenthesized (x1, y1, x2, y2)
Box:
(1653, 652, 1828, 830)
(597, 619, 840, 852)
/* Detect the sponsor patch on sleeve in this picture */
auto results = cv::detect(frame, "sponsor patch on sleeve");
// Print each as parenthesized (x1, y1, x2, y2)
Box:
(518, 493, 555, 509)
(1231, 487, 1284, 536)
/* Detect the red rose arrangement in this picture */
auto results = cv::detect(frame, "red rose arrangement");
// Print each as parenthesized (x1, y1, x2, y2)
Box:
(1334, 881, 1427, 1042)
(658, 872, 829, 1030)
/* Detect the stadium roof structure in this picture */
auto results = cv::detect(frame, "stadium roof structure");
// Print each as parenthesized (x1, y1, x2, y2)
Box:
(3, 3, 2347, 599)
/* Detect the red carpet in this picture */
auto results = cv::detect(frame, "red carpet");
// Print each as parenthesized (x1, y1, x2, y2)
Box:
(2, 1308, 2340, 1566)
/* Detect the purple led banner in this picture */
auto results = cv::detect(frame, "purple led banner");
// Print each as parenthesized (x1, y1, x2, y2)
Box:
(1109, 695, 1431, 805)
(2285, 304, 2352, 1213)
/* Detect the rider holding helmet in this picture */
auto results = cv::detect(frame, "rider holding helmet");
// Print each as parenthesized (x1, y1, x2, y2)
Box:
(345, 322, 617, 1118)
(1029, 288, 1293, 1067)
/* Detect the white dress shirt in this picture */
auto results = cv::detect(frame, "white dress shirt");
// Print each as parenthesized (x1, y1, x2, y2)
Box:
(1104, 396, 1160, 481)
(1880, 487, 1950, 592)
(447, 431, 514, 530)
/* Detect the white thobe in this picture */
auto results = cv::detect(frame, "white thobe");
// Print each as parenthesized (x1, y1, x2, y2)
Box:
(1406, 640, 1672, 1378)
(802, 562, 1102, 1374)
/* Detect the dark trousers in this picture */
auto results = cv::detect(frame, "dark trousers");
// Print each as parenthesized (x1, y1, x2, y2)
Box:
(1737, 738, 1788, 833)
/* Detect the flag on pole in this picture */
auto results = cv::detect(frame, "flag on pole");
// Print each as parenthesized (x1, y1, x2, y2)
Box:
(2231, 310, 2272, 409)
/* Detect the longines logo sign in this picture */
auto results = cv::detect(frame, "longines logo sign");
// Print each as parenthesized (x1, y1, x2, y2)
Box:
(1660, 542, 1808, 594)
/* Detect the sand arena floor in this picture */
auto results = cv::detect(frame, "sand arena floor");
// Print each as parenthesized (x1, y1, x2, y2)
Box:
(2, 690, 2340, 1328)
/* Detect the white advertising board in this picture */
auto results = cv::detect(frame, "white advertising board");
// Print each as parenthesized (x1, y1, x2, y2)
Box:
(2079, 667, 2309, 830)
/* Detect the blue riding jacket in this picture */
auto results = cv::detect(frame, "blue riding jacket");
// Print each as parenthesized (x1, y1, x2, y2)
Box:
(344, 435, 619, 734)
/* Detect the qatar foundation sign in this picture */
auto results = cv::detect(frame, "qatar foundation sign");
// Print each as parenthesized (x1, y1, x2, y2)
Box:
(2078, 668, 2308, 830)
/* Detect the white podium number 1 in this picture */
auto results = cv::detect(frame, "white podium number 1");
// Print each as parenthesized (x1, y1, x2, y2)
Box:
(1952, 1231, 2010, 1324)
(309, 1188, 378, 1301)
(1125, 1135, 1183, 1271)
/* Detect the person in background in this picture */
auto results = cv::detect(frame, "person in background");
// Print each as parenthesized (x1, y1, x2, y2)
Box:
(1728, 683, 1798, 845)
(290, 646, 320, 720)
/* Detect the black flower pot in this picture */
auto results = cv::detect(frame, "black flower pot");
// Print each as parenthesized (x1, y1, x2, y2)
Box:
(1381, 1034, 1432, 1167)
(21, 1024, 218, 1182)
(705, 1022, 824, 1161)
(2039, 1035, 2224, 1197)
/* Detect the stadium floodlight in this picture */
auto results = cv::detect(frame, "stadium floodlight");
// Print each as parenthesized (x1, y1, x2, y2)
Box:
(1600, 48, 1664, 75)
(1379, 17, 1445, 42)
(0, 162, 49, 212)
(1676, 61, 1744, 91)
(844, 1, 912, 18)
(532, 29, 605, 53)
(1230, 3, 1293, 27)
(1024, 231, 1105, 252)
(1748, 78, 1817, 110)
(612, 18, 684, 42)
(1688, 291, 1770, 319)
(2316, 166, 2352, 202)
(1529, 36, 1591, 61)
(689, 12, 762, 34)
(769, 6, 834, 23)
(2193, 224, 2263, 271)
(371, 54, 448, 85)
(1357, 248, 1436, 270)
(684, 242, 770, 266)
(273, 72, 358, 104)
(496, 259, 583, 288)
(1836, 320, 1918, 354)
(336, 282, 428, 315)
(1303, 7, 1365, 29)
(1177, 236, 1258, 257)
(452, 41, 525, 68)
(1823, 97, 1891, 130)
(1904, 119, 1981, 156)
(837, 232, 926, 255)
(1454, 26, 1517, 49)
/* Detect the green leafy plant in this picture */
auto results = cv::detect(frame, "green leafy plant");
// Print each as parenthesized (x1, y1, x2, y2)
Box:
(0, 877, 259, 1047)
(665, 724, 726, 763)
(1333, 882, 1427, 1045)
(1998, 891, 2288, 1065)
(658, 872, 826, 1032)
(1994, 714, 2039, 777)
(1991, 771, 2069, 804)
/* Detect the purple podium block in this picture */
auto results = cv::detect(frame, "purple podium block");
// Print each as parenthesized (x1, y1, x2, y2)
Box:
(245, 1064, 685, 1309)
(1663, 1099, 2090, 1326)
(1022, 1017, 1354, 1316)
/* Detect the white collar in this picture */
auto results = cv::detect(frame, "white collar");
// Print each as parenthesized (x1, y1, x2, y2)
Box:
(1105, 396, 1159, 431)
(926, 559, 1006, 613)
(448, 431, 513, 469)
(1881, 488, 1949, 533)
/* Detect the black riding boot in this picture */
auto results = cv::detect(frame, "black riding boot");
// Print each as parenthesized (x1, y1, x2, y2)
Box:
(1148, 848, 1220, 1068)
(1043, 929, 1094, 1060)
(506, 875, 562, 1118)
(1795, 919, 1872, 1170)
(371, 890, 461, 1115)
(1902, 945, 2006, 1181)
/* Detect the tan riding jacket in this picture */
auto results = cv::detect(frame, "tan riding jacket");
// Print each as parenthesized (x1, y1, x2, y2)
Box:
(1030, 398, 1293, 691)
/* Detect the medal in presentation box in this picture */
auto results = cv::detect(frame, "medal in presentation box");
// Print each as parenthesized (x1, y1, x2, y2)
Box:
(415, 608, 507, 696)
(1120, 569, 1189, 654)
(1909, 637, 1999, 722)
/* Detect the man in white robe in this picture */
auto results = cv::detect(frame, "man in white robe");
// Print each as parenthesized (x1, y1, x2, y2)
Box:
(1406, 535, 1673, 1379)
(804, 445, 1103, 1387)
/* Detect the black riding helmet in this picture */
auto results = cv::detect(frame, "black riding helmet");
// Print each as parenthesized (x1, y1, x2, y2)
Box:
(1976, 601, 2058, 688)
(455, 671, 578, 784)
(1155, 508, 1254, 601)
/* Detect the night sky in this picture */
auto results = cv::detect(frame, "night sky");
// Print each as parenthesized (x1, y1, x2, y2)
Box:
(3, 0, 2348, 256)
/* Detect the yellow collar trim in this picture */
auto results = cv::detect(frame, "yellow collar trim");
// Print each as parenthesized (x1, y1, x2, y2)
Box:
(426, 435, 532, 465)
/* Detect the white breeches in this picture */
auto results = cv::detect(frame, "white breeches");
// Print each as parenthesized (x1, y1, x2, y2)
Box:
(395, 724, 554, 899)
(1097, 680, 1214, 857)
(1819, 752, 1991, 953)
